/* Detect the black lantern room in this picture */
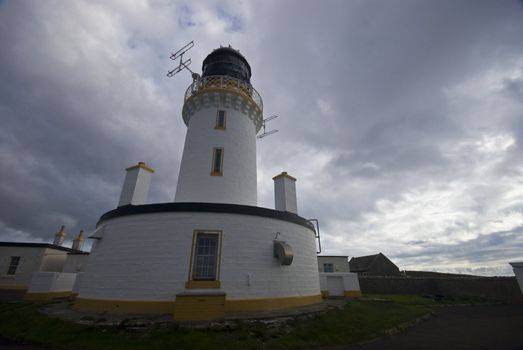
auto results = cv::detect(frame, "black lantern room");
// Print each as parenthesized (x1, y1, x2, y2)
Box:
(202, 46, 252, 84)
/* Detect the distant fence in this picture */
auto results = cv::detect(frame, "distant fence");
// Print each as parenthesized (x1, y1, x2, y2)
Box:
(358, 276, 523, 303)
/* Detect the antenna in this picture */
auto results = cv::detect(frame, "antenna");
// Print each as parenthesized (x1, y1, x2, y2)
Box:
(167, 41, 196, 78)
(257, 115, 279, 139)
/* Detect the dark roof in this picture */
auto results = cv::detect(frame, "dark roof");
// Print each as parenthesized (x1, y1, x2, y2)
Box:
(98, 202, 316, 232)
(0, 242, 82, 253)
(349, 253, 381, 272)
(202, 46, 252, 83)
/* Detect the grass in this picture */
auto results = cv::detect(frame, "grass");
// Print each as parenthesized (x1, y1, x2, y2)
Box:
(0, 294, 473, 350)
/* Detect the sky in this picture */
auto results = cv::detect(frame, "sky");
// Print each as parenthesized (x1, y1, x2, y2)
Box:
(1, 0, 523, 276)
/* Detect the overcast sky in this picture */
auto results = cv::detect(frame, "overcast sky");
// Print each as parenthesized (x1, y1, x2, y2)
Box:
(1, 0, 523, 276)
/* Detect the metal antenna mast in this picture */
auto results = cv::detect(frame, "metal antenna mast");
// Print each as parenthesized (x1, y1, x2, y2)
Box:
(167, 41, 199, 80)
(257, 115, 279, 139)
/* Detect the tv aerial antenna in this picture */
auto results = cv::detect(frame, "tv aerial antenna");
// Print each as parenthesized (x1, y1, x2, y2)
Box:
(166, 41, 200, 81)
(257, 115, 279, 139)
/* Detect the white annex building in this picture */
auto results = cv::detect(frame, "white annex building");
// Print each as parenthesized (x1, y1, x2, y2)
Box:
(74, 47, 324, 320)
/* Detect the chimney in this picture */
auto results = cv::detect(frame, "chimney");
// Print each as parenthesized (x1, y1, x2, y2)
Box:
(72, 230, 84, 251)
(118, 162, 154, 207)
(53, 225, 66, 246)
(273, 172, 298, 214)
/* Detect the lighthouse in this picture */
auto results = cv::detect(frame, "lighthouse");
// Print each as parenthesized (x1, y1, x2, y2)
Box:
(74, 46, 322, 321)
(175, 47, 262, 205)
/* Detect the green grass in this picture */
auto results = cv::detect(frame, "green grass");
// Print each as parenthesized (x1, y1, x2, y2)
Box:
(0, 296, 436, 350)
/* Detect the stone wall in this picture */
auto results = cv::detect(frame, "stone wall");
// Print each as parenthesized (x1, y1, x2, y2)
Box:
(359, 276, 523, 303)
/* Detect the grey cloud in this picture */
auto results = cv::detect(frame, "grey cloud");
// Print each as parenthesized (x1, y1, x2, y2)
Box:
(1, 0, 523, 276)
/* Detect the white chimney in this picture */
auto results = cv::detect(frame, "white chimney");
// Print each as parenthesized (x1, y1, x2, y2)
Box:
(118, 162, 154, 207)
(72, 230, 84, 251)
(273, 172, 298, 214)
(53, 225, 66, 246)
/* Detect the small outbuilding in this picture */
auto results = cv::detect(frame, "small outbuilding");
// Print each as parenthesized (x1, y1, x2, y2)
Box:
(349, 252, 400, 276)
(317, 255, 350, 273)
(0, 227, 87, 300)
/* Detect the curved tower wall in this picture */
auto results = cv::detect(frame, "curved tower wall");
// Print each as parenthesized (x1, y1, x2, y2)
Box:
(175, 91, 259, 205)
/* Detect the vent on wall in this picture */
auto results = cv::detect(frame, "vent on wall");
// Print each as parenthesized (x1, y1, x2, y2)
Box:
(274, 241, 293, 265)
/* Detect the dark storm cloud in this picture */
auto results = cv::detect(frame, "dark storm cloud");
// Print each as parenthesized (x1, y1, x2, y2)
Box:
(1, 0, 522, 275)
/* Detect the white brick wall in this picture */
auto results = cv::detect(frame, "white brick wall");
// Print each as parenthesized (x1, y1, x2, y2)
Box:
(319, 272, 360, 292)
(63, 254, 89, 273)
(118, 166, 152, 206)
(0, 247, 46, 288)
(78, 212, 320, 301)
(274, 175, 298, 214)
(175, 92, 258, 206)
(27, 272, 77, 293)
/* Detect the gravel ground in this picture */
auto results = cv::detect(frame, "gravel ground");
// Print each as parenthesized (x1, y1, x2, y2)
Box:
(345, 304, 523, 350)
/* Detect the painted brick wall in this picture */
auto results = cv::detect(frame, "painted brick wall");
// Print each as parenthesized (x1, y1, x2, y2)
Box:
(175, 93, 258, 206)
(0, 247, 46, 288)
(78, 212, 320, 301)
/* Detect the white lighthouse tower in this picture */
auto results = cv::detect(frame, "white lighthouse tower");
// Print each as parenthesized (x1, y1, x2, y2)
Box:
(175, 47, 263, 205)
(75, 46, 322, 321)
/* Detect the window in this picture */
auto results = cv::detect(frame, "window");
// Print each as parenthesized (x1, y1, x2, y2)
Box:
(215, 110, 226, 129)
(211, 147, 224, 175)
(7, 256, 20, 275)
(323, 263, 334, 273)
(191, 232, 221, 281)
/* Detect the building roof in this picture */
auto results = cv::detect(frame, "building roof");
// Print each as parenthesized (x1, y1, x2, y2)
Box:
(0, 242, 82, 253)
(349, 253, 382, 272)
(98, 202, 316, 232)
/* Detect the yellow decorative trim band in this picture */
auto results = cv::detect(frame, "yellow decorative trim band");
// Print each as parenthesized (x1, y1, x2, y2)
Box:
(74, 297, 175, 314)
(210, 172, 223, 176)
(225, 294, 322, 312)
(126, 162, 155, 173)
(185, 280, 221, 289)
(0, 284, 27, 290)
(25, 291, 72, 301)
(321, 290, 330, 298)
(272, 171, 297, 181)
(344, 290, 362, 298)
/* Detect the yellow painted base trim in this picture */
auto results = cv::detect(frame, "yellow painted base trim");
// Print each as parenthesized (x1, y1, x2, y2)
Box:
(0, 285, 28, 290)
(225, 294, 322, 312)
(74, 297, 175, 314)
(25, 291, 72, 301)
(185, 280, 221, 289)
(175, 294, 225, 321)
(344, 290, 362, 298)
(321, 290, 330, 299)
(72, 294, 323, 320)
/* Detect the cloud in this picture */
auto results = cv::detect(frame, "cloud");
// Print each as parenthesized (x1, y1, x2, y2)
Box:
(1, 0, 523, 276)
